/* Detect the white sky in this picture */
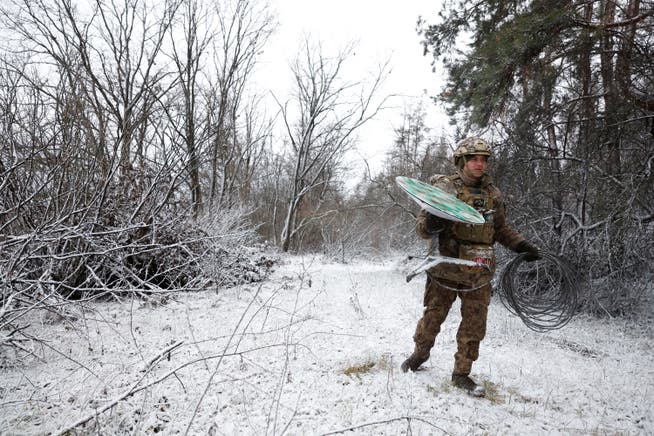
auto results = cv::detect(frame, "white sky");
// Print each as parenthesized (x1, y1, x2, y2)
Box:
(258, 0, 450, 184)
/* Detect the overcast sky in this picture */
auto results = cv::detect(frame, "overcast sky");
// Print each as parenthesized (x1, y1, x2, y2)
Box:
(258, 0, 450, 183)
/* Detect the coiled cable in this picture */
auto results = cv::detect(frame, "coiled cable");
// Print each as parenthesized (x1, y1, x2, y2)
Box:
(496, 251, 579, 332)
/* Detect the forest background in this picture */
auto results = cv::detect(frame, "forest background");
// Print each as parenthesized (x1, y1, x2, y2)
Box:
(1, 0, 653, 343)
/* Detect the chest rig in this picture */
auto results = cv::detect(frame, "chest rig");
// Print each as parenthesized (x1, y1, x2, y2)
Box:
(449, 175, 495, 244)
(428, 174, 497, 289)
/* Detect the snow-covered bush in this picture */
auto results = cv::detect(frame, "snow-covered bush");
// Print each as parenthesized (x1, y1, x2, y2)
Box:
(0, 205, 278, 359)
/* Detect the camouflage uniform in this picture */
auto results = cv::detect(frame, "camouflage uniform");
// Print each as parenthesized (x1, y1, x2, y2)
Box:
(410, 170, 526, 376)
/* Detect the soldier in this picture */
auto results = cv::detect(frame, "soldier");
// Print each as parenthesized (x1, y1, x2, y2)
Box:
(400, 137, 540, 397)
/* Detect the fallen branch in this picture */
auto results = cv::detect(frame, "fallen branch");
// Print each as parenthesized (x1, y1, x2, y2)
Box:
(53, 340, 184, 436)
(53, 337, 306, 434)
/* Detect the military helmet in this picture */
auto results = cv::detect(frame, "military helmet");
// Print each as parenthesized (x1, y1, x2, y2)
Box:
(452, 137, 492, 167)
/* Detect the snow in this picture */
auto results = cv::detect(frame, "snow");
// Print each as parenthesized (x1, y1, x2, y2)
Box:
(1, 254, 652, 435)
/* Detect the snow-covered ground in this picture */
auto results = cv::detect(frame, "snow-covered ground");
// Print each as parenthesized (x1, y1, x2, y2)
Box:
(1, 254, 652, 435)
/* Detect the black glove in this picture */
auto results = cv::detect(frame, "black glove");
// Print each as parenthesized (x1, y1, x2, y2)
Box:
(516, 240, 540, 262)
(424, 213, 445, 234)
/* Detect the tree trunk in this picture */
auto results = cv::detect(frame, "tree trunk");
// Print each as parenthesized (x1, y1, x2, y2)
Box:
(599, 0, 621, 177)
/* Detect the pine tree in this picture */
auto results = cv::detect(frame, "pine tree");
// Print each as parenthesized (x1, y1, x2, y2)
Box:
(420, 0, 654, 315)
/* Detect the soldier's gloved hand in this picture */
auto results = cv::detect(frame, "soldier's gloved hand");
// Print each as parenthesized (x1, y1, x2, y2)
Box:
(516, 240, 540, 262)
(424, 213, 445, 234)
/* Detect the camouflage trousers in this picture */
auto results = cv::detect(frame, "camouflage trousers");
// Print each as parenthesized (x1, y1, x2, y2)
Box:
(411, 275, 492, 375)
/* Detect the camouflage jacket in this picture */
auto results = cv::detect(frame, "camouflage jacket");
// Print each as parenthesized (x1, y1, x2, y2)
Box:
(415, 171, 525, 285)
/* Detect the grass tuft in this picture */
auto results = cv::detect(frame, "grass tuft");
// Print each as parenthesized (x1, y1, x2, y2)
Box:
(342, 360, 375, 378)
(426, 381, 453, 395)
(481, 379, 505, 404)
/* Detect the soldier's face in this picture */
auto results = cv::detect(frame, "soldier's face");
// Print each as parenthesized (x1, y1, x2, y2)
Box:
(463, 154, 488, 179)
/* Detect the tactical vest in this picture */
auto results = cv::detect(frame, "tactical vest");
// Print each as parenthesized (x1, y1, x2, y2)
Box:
(430, 174, 497, 289)
(450, 176, 495, 244)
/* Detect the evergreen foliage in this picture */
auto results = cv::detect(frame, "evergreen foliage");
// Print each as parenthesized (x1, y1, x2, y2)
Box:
(419, 0, 654, 315)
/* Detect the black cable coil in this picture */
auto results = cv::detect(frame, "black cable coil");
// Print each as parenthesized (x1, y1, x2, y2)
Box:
(496, 251, 580, 332)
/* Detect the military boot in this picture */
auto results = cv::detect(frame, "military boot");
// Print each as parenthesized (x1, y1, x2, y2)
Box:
(451, 374, 485, 397)
(400, 351, 428, 373)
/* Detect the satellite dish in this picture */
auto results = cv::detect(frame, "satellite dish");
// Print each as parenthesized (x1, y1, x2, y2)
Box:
(396, 176, 485, 225)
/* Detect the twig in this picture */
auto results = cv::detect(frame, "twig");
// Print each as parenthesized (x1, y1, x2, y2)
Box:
(185, 307, 209, 371)
(268, 279, 302, 434)
(129, 294, 144, 362)
(184, 283, 264, 435)
(57, 341, 301, 432)
(53, 340, 184, 436)
(319, 416, 451, 435)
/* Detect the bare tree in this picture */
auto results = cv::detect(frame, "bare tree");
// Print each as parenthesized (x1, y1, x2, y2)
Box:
(274, 40, 389, 252)
(0, 0, 275, 360)
(208, 0, 275, 208)
(166, 0, 214, 217)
